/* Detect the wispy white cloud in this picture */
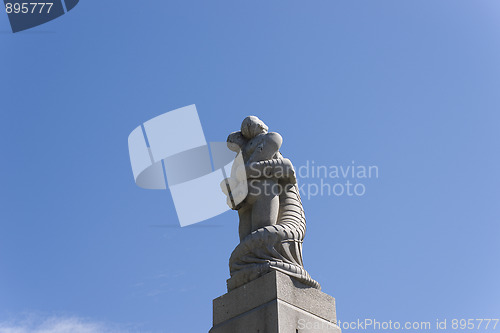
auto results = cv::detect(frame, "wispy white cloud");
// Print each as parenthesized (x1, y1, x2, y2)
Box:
(0, 315, 141, 333)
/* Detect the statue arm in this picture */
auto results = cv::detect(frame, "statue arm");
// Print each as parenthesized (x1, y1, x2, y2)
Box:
(245, 158, 297, 184)
(246, 132, 282, 164)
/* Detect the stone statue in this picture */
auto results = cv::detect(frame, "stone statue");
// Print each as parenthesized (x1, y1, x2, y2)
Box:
(221, 116, 320, 291)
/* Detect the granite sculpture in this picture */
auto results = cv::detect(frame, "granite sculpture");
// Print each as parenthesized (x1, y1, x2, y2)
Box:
(221, 116, 320, 291)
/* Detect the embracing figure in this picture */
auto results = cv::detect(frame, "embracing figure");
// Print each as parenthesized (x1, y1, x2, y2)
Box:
(221, 116, 320, 291)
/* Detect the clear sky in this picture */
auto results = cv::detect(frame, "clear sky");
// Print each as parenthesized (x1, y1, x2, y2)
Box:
(1, 1, 499, 332)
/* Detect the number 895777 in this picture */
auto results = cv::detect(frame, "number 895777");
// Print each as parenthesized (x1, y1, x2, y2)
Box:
(5, 2, 54, 14)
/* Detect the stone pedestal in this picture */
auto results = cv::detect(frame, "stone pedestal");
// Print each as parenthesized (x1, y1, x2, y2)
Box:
(209, 271, 341, 333)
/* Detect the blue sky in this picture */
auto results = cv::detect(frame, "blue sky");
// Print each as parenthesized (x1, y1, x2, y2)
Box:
(1, 1, 499, 332)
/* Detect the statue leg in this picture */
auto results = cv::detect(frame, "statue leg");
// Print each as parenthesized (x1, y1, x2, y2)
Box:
(238, 204, 252, 241)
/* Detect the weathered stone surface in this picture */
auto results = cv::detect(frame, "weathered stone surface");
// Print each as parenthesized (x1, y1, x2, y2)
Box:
(210, 271, 341, 333)
(221, 116, 320, 291)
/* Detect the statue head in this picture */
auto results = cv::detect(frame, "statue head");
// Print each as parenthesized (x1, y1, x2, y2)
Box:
(241, 116, 268, 139)
(227, 131, 247, 153)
